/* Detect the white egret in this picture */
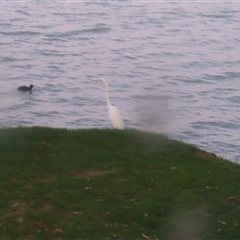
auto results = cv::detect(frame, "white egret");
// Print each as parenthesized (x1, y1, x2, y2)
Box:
(95, 78, 124, 130)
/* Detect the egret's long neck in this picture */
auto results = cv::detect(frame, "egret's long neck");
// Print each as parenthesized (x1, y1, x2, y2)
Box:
(103, 80, 111, 108)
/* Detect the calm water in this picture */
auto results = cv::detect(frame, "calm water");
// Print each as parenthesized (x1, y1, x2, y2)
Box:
(0, 1, 240, 162)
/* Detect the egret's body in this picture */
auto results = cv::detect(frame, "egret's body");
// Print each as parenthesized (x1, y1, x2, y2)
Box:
(95, 78, 124, 130)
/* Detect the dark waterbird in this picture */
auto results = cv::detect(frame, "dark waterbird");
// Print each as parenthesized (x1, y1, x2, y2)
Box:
(18, 84, 34, 93)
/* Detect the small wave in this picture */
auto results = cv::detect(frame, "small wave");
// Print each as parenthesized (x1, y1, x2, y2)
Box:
(45, 31, 77, 38)
(45, 27, 111, 38)
(163, 11, 178, 15)
(0, 23, 11, 27)
(220, 9, 240, 14)
(202, 74, 227, 81)
(113, 38, 126, 42)
(1, 57, 33, 63)
(85, 2, 111, 7)
(11, 18, 27, 22)
(11, 64, 34, 69)
(28, 74, 43, 78)
(42, 37, 66, 42)
(44, 83, 55, 88)
(226, 96, 240, 104)
(15, 10, 31, 16)
(36, 49, 68, 57)
(225, 71, 240, 79)
(47, 65, 60, 70)
(49, 110, 60, 115)
(196, 120, 239, 130)
(76, 26, 111, 34)
(0, 30, 41, 36)
(1, 57, 19, 62)
(199, 13, 231, 19)
(33, 24, 51, 29)
(123, 55, 137, 60)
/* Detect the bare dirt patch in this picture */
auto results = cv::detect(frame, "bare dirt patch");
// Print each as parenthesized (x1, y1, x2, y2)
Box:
(195, 150, 216, 159)
(69, 169, 115, 178)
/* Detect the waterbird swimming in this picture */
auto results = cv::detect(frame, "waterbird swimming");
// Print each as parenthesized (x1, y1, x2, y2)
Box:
(18, 84, 34, 93)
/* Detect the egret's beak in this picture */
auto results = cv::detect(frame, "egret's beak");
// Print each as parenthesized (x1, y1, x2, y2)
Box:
(94, 79, 101, 82)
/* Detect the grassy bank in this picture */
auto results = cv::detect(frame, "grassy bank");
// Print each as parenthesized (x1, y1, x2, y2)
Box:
(0, 127, 240, 239)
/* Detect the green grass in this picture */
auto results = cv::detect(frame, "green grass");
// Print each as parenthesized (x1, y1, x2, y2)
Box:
(0, 127, 240, 239)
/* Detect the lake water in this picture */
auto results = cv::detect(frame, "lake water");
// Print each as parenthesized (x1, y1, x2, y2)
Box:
(0, 1, 240, 162)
